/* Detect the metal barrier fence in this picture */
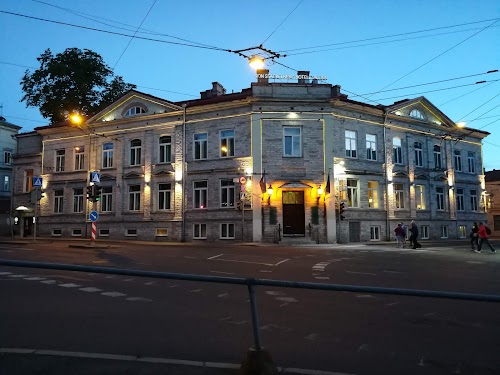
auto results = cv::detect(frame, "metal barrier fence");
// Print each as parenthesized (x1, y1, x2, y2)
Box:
(2, 258, 500, 355)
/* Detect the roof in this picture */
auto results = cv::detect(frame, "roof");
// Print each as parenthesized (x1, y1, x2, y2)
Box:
(485, 170, 500, 182)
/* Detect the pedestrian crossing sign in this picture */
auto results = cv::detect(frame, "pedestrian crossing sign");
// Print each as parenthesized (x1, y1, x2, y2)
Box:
(91, 171, 100, 184)
(33, 177, 42, 187)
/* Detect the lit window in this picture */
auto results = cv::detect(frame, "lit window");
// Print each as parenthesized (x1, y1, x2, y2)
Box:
(156, 228, 168, 237)
(345, 130, 357, 158)
(394, 183, 405, 209)
(283, 127, 302, 157)
(24, 169, 34, 193)
(409, 109, 425, 120)
(74, 146, 85, 171)
(368, 181, 378, 208)
(4, 176, 10, 191)
(415, 185, 425, 210)
(347, 179, 359, 208)
(124, 106, 146, 117)
(393, 138, 402, 164)
(220, 130, 235, 158)
(458, 225, 467, 238)
(130, 139, 142, 166)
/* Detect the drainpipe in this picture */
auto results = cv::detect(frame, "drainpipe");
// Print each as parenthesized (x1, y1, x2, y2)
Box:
(181, 104, 187, 242)
(383, 111, 390, 241)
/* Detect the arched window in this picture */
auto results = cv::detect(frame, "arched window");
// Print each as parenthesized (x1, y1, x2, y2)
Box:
(124, 106, 147, 117)
(433, 145, 442, 169)
(409, 109, 425, 120)
(130, 139, 142, 166)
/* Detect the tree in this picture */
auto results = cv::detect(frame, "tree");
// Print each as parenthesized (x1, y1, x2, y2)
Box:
(21, 48, 136, 124)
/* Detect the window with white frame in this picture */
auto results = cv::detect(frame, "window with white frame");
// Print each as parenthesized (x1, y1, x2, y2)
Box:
(193, 224, 207, 239)
(456, 188, 465, 211)
(440, 225, 448, 239)
(101, 186, 112, 212)
(220, 179, 235, 208)
(368, 181, 379, 208)
(124, 106, 146, 117)
(220, 130, 235, 158)
(283, 127, 302, 157)
(158, 183, 172, 210)
(126, 229, 138, 236)
(347, 179, 359, 207)
(467, 152, 475, 173)
(54, 189, 64, 213)
(433, 145, 442, 169)
(220, 223, 235, 239)
(102, 143, 114, 168)
(409, 109, 425, 120)
(159, 136, 172, 163)
(130, 139, 142, 166)
(436, 187, 445, 210)
(392, 138, 402, 164)
(394, 183, 405, 209)
(194, 181, 208, 208)
(74, 146, 84, 171)
(73, 188, 84, 213)
(415, 185, 425, 210)
(345, 130, 357, 158)
(55, 149, 65, 172)
(99, 229, 110, 237)
(370, 226, 381, 241)
(454, 150, 462, 171)
(71, 229, 82, 237)
(128, 184, 141, 211)
(458, 225, 467, 238)
(414, 142, 423, 167)
(24, 169, 33, 192)
(156, 228, 168, 237)
(420, 225, 429, 239)
(51, 229, 62, 237)
(3, 176, 10, 191)
(470, 189, 478, 211)
(4, 150, 12, 164)
(366, 134, 377, 160)
(194, 133, 208, 160)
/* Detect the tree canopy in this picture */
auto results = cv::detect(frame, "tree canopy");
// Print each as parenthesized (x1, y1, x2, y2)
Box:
(21, 48, 136, 124)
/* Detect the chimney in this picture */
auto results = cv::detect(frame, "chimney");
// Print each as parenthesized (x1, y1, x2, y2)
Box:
(331, 85, 341, 97)
(200, 82, 226, 99)
(297, 70, 310, 84)
(256, 69, 269, 84)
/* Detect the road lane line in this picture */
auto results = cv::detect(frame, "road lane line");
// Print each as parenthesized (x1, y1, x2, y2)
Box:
(207, 254, 224, 260)
(274, 259, 290, 266)
(101, 292, 127, 297)
(345, 271, 376, 276)
(23, 277, 46, 281)
(59, 283, 81, 288)
(0, 271, 13, 275)
(79, 287, 102, 292)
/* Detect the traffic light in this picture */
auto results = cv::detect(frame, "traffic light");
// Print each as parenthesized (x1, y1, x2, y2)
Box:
(339, 202, 346, 221)
(86, 185, 93, 201)
(94, 185, 102, 201)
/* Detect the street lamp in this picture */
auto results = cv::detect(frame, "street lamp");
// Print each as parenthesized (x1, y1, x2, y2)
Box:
(249, 55, 265, 70)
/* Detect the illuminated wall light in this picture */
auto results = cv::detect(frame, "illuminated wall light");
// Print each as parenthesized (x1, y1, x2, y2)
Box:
(288, 112, 298, 119)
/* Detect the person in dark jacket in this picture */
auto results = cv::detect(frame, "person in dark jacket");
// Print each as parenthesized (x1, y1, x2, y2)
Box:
(409, 220, 421, 249)
(470, 222, 479, 251)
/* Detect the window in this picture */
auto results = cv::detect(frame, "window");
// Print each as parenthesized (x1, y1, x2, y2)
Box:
(421, 226, 429, 239)
(220, 179, 235, 208)
(158, 183, 172, 210)
(54, 190, 64, 213)
(370, 226, 381, 241)
(454, 150, 462, 171)
(74, 146, 85, 171)
(436, 187, 445, 210)
(347, 179, 359, 208)
(55, 149, 65, 172)
(194, 181, 208, 209)
(459, 225, 467, 238)
(73, 188, 84, 213)
(456, 188, 465, 211)
(193, 224, 207, 239)
(159, 136, 172, 163)
(220, 223, 235, 239)
(4, 151, 12, 164)
(3, 176, 10, 191)
(99, 229, 110, 237)
(392, 138, 402, 164)
(284, 127, 302, 157)
(433, 145, 442, 169)
(126, 229, 138, 237)
(468, 152, 475, 173)
(414, 142, 423, 167)
(194, 133, 208, 160)
(470, 189, 478, 211)
(220, 130, 235, 158)
(366, 134, 377, 160)
(128, 185, 141, 211)
(415, 185, 425, 210)
(124, 106, 146, 116)
(345, 130, 357, 158)
(409, 109, 425, 120)
(71, 229, 82, 237)
(24, 169, 34, 192)
(440, 225, 448, 239)
(156, 228, 168, 237)
(102, 143, 114, 168)
(394, 183, 405, 209)
(130, 139, 142, 166)
(101, 186, 112, 212)
(51, 229, 62, 237)
(367, 181, 379, 208)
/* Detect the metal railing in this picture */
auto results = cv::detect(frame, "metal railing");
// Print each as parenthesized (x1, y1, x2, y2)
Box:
(2, 258, 500, 353)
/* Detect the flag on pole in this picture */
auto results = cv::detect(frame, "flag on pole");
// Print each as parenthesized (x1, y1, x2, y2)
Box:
(325, 173, 331, 194)
(259, 170, 266, 194)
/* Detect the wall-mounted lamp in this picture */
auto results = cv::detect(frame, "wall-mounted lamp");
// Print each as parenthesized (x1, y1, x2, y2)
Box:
(449, 185, 454, 190)
(267, 184, 273, 205)
(317, 185, 324, 204)
(410, 182, 415, 187)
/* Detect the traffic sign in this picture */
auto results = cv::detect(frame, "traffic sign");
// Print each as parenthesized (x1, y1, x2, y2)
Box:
(89, 211, 99, 222)
(91, 171, 101, 184)
(33, 177, 42, 187)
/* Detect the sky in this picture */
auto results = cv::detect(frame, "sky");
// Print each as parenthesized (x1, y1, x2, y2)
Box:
(1, 0, 499, 170)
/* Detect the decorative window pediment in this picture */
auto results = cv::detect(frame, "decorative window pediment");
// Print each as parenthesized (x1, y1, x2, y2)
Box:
(123, 171, 144, 179)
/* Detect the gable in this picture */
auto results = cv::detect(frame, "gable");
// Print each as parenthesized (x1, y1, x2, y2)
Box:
(387, 97, 455, 128)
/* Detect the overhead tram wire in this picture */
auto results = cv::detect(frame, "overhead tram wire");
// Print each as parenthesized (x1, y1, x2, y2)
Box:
(456, 91, 500, 122)
(261, 0, 304, 45)
(439, 81, 498, 106)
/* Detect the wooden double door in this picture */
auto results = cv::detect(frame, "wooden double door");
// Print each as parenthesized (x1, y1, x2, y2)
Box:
(282, 191, 305, 237)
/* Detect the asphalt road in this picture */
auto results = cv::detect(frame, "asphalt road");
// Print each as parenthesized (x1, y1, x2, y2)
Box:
(1, 240, 500, 374)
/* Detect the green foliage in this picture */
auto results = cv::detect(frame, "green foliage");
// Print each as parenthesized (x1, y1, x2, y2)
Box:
(21, 48, 136, 124)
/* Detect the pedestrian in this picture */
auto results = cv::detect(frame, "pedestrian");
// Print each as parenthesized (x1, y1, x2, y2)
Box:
(394, 223, 405, 248)
(476, 222, 496, 253)
(470, 222, 479, 251)
(409, 220, 422, 249)
(401, 222, 407, 248)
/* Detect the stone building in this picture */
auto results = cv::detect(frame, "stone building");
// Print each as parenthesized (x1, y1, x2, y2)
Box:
(485, 169, 500, 234)
(11, 75, 490, 242)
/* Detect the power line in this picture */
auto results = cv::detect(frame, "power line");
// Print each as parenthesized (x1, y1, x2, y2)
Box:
(457, 91, 500, 122)
(439, 81, 498, 106)
(340, 88, 381, 106)
(466, 101, 500, 125)
(0, 61, 36, 70)
(261, 0, 304, 45)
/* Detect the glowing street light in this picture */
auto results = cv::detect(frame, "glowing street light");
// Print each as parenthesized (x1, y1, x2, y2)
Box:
(249, 55, 265, 70)
(70, 113, 83, 125)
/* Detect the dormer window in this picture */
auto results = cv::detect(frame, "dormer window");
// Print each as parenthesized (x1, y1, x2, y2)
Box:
(124, 106, 147, 117)
(409, 109, 425, 120)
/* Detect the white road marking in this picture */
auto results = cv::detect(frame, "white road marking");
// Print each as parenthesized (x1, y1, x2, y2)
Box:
(79, 287, 102, 292)
(276, 297, 298, 303)
(265, 291, 286, 296)
(8, 274, 28, 278)
(122, 278, 134, 282)
(0, 272, 13, 275)
(168, 284, 179, 288)
(126, 297, 152, 302)
(383, 270, 404, 274)
(217, 293, 229, 298)
(144, 281, 157, 285)
(208, 254, 289, 266)
(314, 276, 330, 280)
(345, 271, 376, 276)
(101, 292, 127, 297)
(207, 254, 224, 260)
(357, 344, 369, 352)
(356, 294, 375, 298)
(23, 277, 46, 281)
(183, 256, 198, 259)
(274, 259, 290, 266)
(209, 271, 235, 275)
(304, 333, 318, 341)
(189, 289, 203, 293)
(40, 280, 57, 284)
(105, 276, 117, 279)
(59, 283, 81, 288)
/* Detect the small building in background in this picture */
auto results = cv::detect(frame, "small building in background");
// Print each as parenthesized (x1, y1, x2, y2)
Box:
(485, 169, 500, 235)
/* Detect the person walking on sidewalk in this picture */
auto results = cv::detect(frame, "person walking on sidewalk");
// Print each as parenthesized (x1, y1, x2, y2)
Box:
(470, 222, 479, 251)
(409, 220, 422, 249)
(395, 223, 405, 248)
(476, 222, 496, 253)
